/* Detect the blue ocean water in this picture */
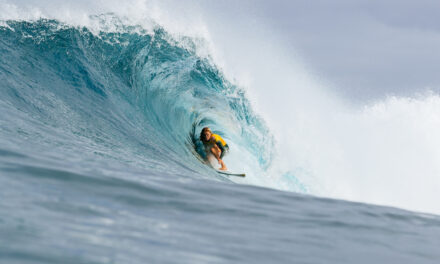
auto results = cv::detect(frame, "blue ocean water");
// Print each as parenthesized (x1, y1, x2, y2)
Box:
(1, 17, 440, 263)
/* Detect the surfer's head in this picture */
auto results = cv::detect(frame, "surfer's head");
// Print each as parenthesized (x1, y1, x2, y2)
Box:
(200, 127, 213, 143)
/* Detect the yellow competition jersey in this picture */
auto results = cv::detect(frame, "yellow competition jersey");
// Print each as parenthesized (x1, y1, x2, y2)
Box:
(212, 134, 227, 146)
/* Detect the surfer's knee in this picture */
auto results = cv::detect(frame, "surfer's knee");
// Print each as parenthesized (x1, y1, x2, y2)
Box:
(211, 145, 220, 154)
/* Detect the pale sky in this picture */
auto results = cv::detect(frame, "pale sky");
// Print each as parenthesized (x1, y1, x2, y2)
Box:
(197, 0, 440, 101)
(262, 0, 440, 100)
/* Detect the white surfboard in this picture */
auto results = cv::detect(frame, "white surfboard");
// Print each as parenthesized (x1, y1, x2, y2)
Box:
(205, 153, 245, 177)
(216, 170, 246, 177)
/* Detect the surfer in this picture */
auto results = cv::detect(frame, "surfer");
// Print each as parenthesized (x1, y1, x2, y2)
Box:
(200, 127, 229, 171)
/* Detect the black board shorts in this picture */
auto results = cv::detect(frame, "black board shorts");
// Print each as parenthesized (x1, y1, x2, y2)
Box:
(220, 144, 229, 159)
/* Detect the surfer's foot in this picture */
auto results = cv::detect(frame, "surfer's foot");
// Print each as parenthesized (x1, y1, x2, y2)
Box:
(218, 159, 227, 171)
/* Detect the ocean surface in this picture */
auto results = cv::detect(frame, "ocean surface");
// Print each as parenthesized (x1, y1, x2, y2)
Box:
(1, 17, 440, 264)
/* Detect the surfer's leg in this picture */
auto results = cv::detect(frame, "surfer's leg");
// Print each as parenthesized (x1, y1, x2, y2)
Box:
(218, 159, 227, 171)
(210, 145, 227, 170)
(210, 145, 222, 161)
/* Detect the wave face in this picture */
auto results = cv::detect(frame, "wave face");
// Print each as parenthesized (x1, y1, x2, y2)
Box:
(1, 17, 440, 264)
(0, 17, 272, 179)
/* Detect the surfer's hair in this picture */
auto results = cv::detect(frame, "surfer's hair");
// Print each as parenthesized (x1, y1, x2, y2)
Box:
(200, 127, 214, 143)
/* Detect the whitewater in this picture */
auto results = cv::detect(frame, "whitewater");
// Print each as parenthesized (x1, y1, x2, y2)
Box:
(1, 1, 440, 263)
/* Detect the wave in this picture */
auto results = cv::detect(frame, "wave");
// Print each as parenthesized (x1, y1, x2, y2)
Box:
(2, 10, 440, 215)
(0, 16, 279, 185)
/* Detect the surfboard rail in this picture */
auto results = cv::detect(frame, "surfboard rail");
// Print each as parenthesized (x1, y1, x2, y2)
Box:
(216, 170, 246, 177)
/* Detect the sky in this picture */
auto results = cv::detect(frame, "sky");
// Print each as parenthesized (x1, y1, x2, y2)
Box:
(198, 0, 440, 101)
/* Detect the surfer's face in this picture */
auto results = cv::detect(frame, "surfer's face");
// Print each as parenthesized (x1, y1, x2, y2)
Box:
(203, 131, 212, 141)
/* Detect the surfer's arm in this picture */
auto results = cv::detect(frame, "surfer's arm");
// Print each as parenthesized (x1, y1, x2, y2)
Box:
(211, 139, 228, 171)
(211, 144, 222, 161)
(206, 143, 223, 163)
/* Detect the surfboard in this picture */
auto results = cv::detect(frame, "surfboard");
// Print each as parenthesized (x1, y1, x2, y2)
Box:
(216, 170, 246, 177)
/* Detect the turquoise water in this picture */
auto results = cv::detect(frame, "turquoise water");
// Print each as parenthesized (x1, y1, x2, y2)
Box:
(1, 17, 440, 263)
